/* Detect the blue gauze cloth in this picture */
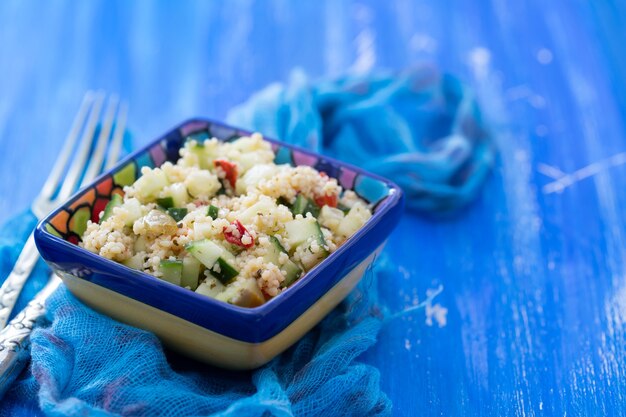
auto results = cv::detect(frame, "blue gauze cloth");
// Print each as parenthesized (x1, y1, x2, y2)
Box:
(0, 66, 493, 417)
(227, 67, 494, 213)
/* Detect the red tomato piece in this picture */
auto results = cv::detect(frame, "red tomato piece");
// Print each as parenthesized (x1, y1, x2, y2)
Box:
(315, 193, 338, 208)
(223, 220, 255, 248)
(214, 159, 238, 188)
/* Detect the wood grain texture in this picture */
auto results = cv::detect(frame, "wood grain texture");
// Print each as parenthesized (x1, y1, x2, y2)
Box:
(1, 1, 624, 415)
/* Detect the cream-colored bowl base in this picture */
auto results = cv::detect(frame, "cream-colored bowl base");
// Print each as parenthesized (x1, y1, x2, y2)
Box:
(59, 244, 384, 370)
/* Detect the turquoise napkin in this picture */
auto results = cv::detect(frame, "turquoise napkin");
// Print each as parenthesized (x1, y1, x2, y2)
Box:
(228, 67, 494, 214)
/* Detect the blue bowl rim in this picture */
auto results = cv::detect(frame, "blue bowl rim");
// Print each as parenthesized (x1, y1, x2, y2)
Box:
(35, 117, 404, 341)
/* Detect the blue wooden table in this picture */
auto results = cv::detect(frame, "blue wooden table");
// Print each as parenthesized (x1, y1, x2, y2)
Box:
(1, 1, 625, 415)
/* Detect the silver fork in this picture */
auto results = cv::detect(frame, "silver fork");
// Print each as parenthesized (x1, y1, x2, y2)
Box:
(0, 91, 127, 328)
(0, 92, 127, 397)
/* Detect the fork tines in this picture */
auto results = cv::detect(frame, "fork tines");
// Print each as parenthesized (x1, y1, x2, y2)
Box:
(33, 91, 128, 218)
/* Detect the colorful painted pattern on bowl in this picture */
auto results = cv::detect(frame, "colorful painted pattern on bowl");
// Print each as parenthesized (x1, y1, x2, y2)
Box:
(43, 120, 393, 244)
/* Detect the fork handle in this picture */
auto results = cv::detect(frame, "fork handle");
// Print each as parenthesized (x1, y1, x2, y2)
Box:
(0, 274, 60, 399)
(0, 233, 40, 328)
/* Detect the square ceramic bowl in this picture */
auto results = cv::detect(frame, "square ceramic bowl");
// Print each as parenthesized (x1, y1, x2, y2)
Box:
(34, 119, 404, 370)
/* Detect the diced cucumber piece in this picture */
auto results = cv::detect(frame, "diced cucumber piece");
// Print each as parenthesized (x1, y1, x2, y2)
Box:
(134, 169, 169, 202)
(235, 163, 278, 194)
(186, 239, 239, 284)
(280, 259, 303, 287)
(268, 235, 288, 254)
(237, 197, 277, 224)
(159, 260, 182, 286)
(216, 242, 236, 262)
(285, 217, 324, 249)
(291, 195, 307, 215)
(291, 195, 320, 217)
(122, 253, 144, 270)
(100, 194, 123, 223)
(265, 236, 302, 288)
(188, 145, 208, 169)
(318, 205, 345, 233)
(168, 183, 190, 207)
(193, 220, 212, 239)
(122, 198, 143, 226)
(156, 196, 174, 209)
(195, 277, 225, 298)
(307, 202, 321, 218)
(212, 258, 238, 284)
(186, 138, 217, 169)
(337, 202, 372, 238)
(210, 241, 238, 283)
(182, 256, 201, 290)
(185, 170, 221, 198)
(286, 218, 329, 271)
(337, 203, 351, 214)
(282, 263, 303, 287)
(167, 207, 188, 222)
(298, 241, 329, 271)
(186, 239, 224, 269)
(207, 205, 219, 219)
